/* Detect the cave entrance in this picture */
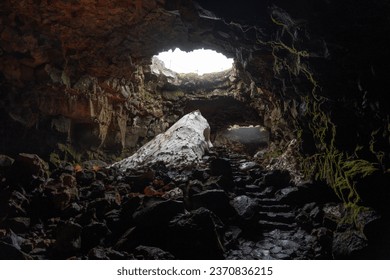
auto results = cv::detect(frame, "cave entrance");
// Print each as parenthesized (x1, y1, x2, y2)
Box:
(153, 48, 233, 75)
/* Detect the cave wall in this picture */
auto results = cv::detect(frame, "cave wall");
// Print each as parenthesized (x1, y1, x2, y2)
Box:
(0, 0, 389, 209)
(0, 0, 281, 162)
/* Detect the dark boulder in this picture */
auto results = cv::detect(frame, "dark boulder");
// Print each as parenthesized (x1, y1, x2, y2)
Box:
(191, 189, 236, 220)
(0, 241, 32, 260)
(53, 221, 82, 258)
(132, 198, 184, 227)
(134, 245, 175, 260)
(8, 153, 49, 188)
(332, 229, 368, 259)
(167, 207, 225, 259)
(231, 195, 258, 221)
(262, 170, 291, 189)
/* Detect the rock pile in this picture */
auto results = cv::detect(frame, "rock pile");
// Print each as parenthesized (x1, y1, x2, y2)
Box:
(0, 114, 388, 259)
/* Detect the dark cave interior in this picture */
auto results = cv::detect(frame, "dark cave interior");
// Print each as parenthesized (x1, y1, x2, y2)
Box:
(0, 0, 389, 260)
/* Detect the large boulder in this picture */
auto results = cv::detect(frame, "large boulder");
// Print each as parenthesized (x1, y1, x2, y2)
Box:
(111, 111, 212, 171)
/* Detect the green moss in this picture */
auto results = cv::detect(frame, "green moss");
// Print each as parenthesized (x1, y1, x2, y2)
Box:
(261, 12, 386, 227)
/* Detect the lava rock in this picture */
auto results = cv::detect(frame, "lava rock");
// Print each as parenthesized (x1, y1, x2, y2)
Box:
(111, 111, 212, 171)
(209, 158, 232, 178)
(332, 229, 368, 259)
(0, 241, 32, 260)
(53, 221, 82, 257)
(224, 226, 242, 249)
(191, 189, 236, 220)
(82, 222, 111, 252)
(8, 153, 49, 187)
(275, 186, 299, 203)
(87, 246, 110, 260)
(7, 217, 31, 233)
(239, 161, 258, 172)
(262, 170, 291, 189)
(167, 207, 225, 259)
(134, 245, 175, 260)
(0, 229, 24, 250)
(81, 160, 108, 170)
(76, 170, 96, 186)
(232, 195, 258, 220)
(132, 198, 184, 227)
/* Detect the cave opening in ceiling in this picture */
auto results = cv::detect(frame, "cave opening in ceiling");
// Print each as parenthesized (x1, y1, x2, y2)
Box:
(153, 48, 234, 75)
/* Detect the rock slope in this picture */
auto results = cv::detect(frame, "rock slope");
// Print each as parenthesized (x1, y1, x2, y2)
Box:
(111, 111, 212, 171)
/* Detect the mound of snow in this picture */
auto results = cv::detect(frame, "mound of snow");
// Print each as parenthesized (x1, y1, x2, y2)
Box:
(111, 110, 212, 171)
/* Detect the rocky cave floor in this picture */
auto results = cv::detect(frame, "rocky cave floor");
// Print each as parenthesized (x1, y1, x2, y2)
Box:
(0, 147, 380, 260)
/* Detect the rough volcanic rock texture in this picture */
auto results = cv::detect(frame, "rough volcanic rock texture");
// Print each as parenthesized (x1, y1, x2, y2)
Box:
(0, 0, 389, 211)
(111, 110, 212, 171)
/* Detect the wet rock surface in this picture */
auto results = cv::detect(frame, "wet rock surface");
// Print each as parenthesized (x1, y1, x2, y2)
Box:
(1, 147, 387, 260)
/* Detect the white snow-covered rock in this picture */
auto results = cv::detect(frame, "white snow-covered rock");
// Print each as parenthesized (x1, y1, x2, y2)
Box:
(111, 110, 212, 171)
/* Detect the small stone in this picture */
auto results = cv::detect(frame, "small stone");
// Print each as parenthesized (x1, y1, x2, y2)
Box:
(88, 247, 110, 260)
(239, 161, 258, 171)
(162, 187, 183, 200)
(332, 229, 368, 259)
(134, 245, 175, 260)
(270, 246, 282, 254)
(274, 253, 290, 260)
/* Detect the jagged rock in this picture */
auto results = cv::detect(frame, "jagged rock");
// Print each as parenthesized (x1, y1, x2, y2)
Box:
(167, 207, 225, 259)
(191, 189, 236, 220)
(88, 246, 131, 260)
(232, 195, 258, 220)
(87, 246, 110, 260)
(53, 221, 82, 257)
(275, 186, 300, 203)
(76, 170, 96, 186)
(82, 222, 111, 252)
(162, 187, 183, 200)
(239, 161, 259, 172)
(262, 170, 291, 189)
(8, 153, 49, 187)
(111, 111, 212, 171)
(132, 198, 184, 227)
(6, 190, 30, 217)
(0, 241, 32, 260)
(81, 160, 108, 171)
(209, 158, 232, 177)
(0, 229, 24, 250)
(134, 245, 175, 260)
(332, 230, 368, 259)
(44, 175, 79, 211)
(124, 170, 155, 193)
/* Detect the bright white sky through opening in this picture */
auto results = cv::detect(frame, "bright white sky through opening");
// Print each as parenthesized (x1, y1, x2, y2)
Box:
(155, 48, 234, 75)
